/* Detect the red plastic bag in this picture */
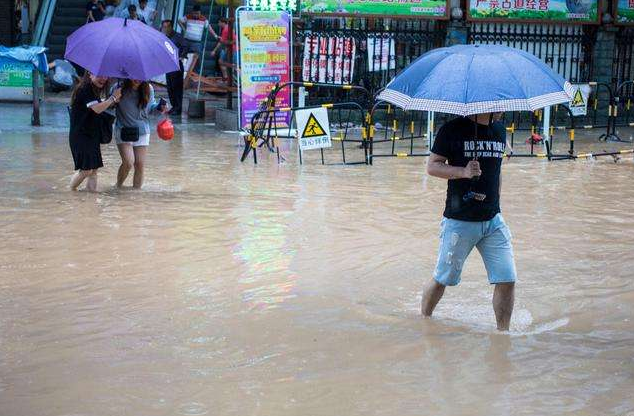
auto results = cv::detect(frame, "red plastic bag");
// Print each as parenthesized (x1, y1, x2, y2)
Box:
(157, 118, 174, 141)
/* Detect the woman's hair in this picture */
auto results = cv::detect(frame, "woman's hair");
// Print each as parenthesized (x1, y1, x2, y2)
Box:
(71, 72, 108, 105)
(122, 79, 151, 108)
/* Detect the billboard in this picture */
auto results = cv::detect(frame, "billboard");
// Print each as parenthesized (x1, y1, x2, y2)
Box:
(468, 0, 599, 22)
(238, 10, 292, 130)
(616, 0, 634, 24)
(300, 0, 449, 18)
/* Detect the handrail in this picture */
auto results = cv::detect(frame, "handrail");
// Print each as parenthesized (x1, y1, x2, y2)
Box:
(33, 0, 58, 46)
(173, 0, 186, 33)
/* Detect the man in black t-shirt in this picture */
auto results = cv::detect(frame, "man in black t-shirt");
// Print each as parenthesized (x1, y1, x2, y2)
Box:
(421, 113, 517, 331)
(86, 0, 106, 22)
(161, 19, 187, 116)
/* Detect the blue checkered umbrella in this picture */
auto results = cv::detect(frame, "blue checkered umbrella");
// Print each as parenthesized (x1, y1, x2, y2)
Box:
(377, 44, 575, 116)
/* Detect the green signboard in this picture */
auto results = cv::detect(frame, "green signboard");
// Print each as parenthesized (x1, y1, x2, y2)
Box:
(616, 0, 634, 24)
(0, 58, 33, 88)
(300, 0, 448, 18)
(468, 0, 598, 22)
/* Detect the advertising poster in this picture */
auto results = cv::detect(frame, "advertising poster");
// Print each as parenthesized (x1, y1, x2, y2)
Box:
(367, 36, 396, 72)
(300, 0, 448, 18)
(616, 0, 634, 24)
(0, 57, 35, 101)
(302, 35, 356, 85)
(238, 10, 291, 130)
(468, 0, 599, 22)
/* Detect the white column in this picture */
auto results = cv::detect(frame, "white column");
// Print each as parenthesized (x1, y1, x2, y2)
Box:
(542, 106, 551, 152)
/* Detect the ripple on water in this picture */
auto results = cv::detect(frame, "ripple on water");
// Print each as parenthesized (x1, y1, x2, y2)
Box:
(178, 402, 209, 416)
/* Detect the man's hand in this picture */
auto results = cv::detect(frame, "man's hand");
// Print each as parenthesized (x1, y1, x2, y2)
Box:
(462, 160, 481, 179)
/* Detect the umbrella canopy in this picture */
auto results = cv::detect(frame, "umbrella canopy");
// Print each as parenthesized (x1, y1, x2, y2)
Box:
(377, 44, 575, 116)
(65, 18, 179, 80)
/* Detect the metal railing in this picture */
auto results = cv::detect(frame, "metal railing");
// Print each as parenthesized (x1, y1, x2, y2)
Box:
(294, 18, 446, 103)
(468, 23, 595, 84)
(33, 0, 58, 46)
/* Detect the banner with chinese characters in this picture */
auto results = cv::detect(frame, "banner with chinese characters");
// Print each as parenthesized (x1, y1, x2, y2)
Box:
(468, 0, 599, 22)
(302, 34, 356, 85)
(367, 36, 396, 72)
(616, 0, 634, 24)
(247, 0, 299, 12)
(238, 10, 292, 130)
(301, 0, 448, 18)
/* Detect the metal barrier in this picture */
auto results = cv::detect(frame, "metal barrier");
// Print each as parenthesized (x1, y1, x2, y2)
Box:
(240, 82, 372, 165)
(614, 80, 634, 137)
(242, 102, 369, 165)
(368, 101, 433, 163)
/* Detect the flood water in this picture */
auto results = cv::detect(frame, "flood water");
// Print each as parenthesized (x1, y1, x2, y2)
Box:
(1, 108, 633, 416)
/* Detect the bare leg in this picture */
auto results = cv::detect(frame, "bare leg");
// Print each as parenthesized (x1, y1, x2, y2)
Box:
(219, 58, 229, 80)
(116, 144, 135, 188)
(493, 282, 515, 331)
(132, 145, 147, 189)
(86, 170, 98, 192)
(70, 169, 93, 191)
(421, 279, 446, 317)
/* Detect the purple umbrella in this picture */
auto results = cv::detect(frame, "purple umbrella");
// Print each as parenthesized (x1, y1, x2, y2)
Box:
(64, 18, 179, 80)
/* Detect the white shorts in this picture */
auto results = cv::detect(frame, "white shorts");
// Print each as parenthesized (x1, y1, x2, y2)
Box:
(115, 132, 150, 147)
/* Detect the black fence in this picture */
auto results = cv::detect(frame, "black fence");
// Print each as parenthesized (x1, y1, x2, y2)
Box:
(613, 28, 634, 130)
(294, 18, 446, 105)
(468, 23, 599, 131)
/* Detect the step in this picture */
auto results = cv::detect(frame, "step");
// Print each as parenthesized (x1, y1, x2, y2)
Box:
(53, 15, 87, 26)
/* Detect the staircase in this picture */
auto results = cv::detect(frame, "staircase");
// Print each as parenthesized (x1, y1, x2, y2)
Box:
(45, 0, 87, 61)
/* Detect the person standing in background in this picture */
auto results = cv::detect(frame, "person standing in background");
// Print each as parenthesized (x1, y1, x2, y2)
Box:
(104, 0, 119, 18)
(210, 17, 236, 85)
(178, 5, 218, 56)
(126, 4, 145, 22)
(137, 0, 157, 26)
(161, 19, 187, 116)
(86, 0, 106, 22)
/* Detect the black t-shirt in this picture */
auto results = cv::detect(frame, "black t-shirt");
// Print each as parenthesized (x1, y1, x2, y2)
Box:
(431, 117, 506, 222)
(86, 1, 105, 21)
(70, 83, 100, 143)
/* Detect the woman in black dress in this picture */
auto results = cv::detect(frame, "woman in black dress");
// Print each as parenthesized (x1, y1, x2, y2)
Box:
(69, 73, 122, 191)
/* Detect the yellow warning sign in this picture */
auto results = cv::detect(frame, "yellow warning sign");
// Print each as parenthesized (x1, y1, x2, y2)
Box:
(301, 113, 327, 138)
(569, 84, 591, 117)
(571, 89, 585, 106)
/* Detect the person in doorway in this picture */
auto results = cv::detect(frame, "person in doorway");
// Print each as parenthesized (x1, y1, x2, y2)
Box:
(112, 79, 167, 189)
(86, 0, 106, 22)
(68, 73, 121, 191)
(161, 19, 187, 116)
(421, 113, 516, 331)
(178, 5, 218, 55)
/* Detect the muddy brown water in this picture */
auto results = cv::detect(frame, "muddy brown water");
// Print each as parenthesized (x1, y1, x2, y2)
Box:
(1, 120, 633, 416)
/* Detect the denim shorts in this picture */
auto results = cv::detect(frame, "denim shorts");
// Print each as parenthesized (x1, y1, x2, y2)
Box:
(433, 214, 517, 286)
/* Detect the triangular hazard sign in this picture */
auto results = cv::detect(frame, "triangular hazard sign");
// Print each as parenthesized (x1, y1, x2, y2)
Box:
(571, 89, 584, 106)
(301, 113, 327, 138)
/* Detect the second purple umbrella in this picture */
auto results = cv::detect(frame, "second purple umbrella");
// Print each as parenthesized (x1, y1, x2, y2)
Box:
(64, 17, 180, 81)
